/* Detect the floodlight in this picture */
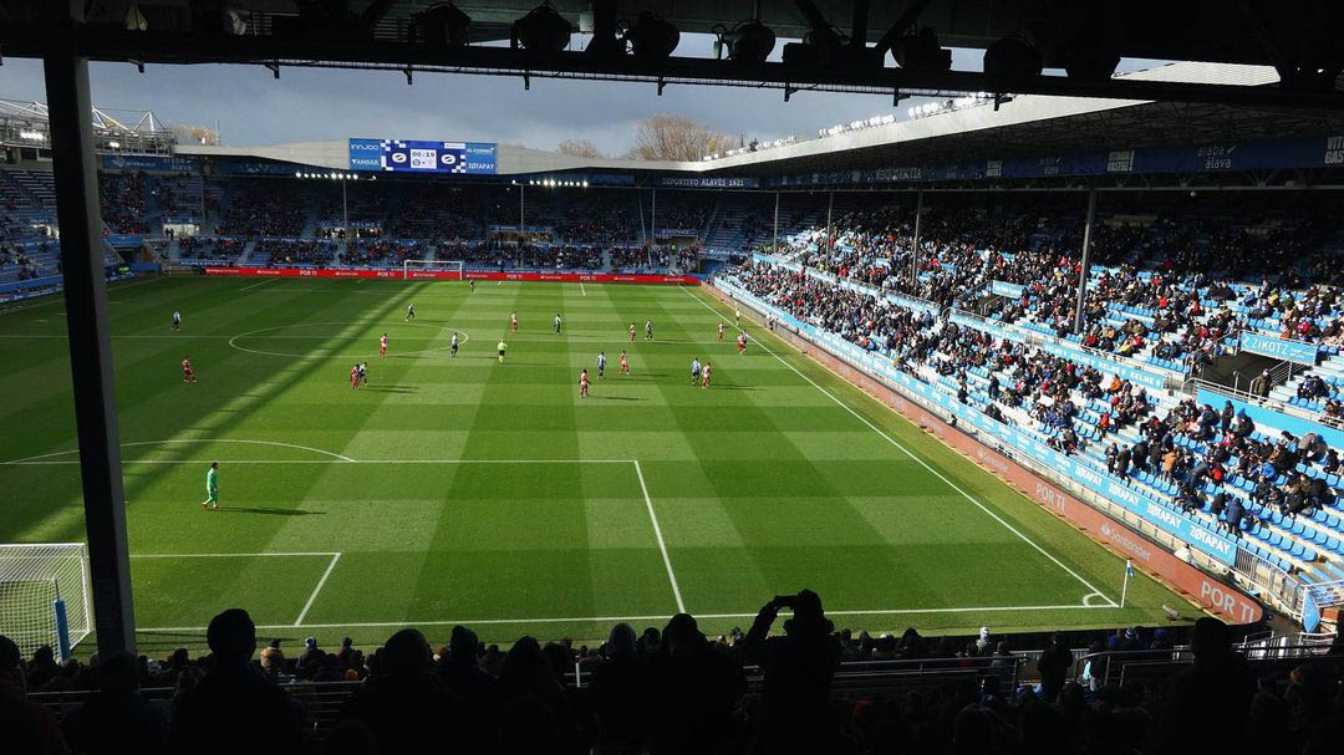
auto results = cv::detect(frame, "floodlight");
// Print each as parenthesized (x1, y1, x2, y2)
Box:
(413, 3, 472, 49)
(626, 12, 680, 62)
(721, 20, 775, 64)
(511, 3, 573, 54)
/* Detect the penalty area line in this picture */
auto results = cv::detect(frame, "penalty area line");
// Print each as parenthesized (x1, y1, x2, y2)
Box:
(295, 553, 343, 627)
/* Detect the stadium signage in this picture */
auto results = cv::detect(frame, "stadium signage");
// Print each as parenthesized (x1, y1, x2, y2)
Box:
(348, 138, 498, 175)
(1196, 388, 1344, 452)
(989, 280, 1025, 299)
(718, 276, 1240, 567)
(1324, 135, 1344, 165)
(658, 176, 758, 189)
(1238, 331, 1318, 365)
(714, 281, 1262, 623)
(204, 266, 695, 285)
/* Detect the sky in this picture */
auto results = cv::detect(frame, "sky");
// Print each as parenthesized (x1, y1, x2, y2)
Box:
(0, 34, 1164, 155)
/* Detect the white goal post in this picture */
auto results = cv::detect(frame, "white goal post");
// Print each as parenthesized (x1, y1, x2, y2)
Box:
(403, 259, 465, 281)
(0, 543, 92, 661)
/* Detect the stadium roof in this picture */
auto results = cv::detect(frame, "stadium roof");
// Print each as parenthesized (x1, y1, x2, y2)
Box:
(3, 2, 1343, 110)
(178, 62, 1344, 181)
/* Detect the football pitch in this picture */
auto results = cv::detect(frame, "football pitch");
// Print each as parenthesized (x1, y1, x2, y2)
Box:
(0, 276, 1196, 649)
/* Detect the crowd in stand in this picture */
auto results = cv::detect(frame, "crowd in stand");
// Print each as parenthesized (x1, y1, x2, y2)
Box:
(177, 237, 241, 263)
(5, 599, 1342, 755)
(254, 239, 338, 267)
(342, 239, 420, 267)
(215, 182, 308, 238)
(98, 172, 148, 235)
(0, 240, 47, 280)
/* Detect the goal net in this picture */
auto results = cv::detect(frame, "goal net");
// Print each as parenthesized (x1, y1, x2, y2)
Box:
(403, 259, 465, 281)
(0, 544, 92, 660)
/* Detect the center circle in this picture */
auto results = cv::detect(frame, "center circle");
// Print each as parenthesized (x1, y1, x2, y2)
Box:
(228, 321, 470, 359)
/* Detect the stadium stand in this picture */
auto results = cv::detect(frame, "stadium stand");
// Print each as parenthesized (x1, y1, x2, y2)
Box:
(5, 604, 1341, 753)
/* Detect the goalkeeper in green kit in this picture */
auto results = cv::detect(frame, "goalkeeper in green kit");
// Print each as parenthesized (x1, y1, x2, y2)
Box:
(200, 462, 220, 511)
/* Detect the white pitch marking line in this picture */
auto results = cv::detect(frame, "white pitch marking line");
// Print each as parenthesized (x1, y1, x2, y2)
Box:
(1, 439, 356, 465)
(634, 459, 685, 614)
(295, 552, 343, 627)
(580, 282, 587, 297)
(135, 602, 1109, 633)
(2, 458, 636, 466)
(683, 285, 1118, 607)
(131, 551, 339, 558)
(240, 277, 281, 292)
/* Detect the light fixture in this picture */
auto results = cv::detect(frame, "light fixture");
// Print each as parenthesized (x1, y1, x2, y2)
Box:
(719, 19, 775, 64)
(19, 130, 44, 141)
(891, 28, 951, 73)
(625, 11, 680, 62)
(984, 35, 1042, 90)
(108, 141, 121, 149)
(511, 3, 573, 54)
(413, 2, 472, 49)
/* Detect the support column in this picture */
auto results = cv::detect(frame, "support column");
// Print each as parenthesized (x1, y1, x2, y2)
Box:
(1074, 188, 1097, 334)
(650, 188, 657, 251)
(910, 191, 923, 284)
(825, 191, 835, 255)
(43, 2, 135, 657)
(519, 184, 525, 230)
(772, 191, 780, 254)
(341, 180, 349, 232)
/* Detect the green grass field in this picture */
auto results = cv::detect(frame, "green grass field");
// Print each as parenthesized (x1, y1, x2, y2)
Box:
(0, 276, 1198, 650)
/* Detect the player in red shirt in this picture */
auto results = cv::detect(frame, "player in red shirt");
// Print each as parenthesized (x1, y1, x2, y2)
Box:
(736, 333, 748, 354)
(628, 323, 637, 342)
(579, 368, 590, 398)
(702, 362, 712, 389)
(717, 322, 725, 341)
(379, 333, 388, 359)
(510, 312, 519, 333)
(182, 357, 196, 383)
(619, 350, 630, 375)
(350, 364, 360, 390)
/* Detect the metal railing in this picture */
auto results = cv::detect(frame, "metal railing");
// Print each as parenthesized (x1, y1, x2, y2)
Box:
(1072, 643, 1339, 688)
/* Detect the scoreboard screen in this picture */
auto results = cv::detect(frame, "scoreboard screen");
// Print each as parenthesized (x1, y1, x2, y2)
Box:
(348, 139, 497, 175)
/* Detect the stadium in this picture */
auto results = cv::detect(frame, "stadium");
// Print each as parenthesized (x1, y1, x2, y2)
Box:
(2, 1, 1344, 752)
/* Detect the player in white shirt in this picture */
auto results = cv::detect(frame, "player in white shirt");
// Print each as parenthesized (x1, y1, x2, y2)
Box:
(171, 311, 182, 331)
(554, 313, 562, 334)
(405, 303, 416, 322)
(450, 332, 460, 358)
(596, 351, 607, 378)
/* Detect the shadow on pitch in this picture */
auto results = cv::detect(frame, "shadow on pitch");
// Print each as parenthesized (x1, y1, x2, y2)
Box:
(593, 395, 641, 402)
(215, 507, 324, 517)
(363, 385, 417, 393)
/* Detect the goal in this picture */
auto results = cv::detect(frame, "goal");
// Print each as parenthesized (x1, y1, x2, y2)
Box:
(0, 544, 92, 660)
(403, 259, 465, 281)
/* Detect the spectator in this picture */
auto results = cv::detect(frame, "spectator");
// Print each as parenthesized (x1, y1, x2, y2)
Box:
(340, 628, 451, 753)
(168, 608, 303, 753)
(742, 590, 840, 753)
(0, 633, 68, 755)
(63, 650, 167, 754)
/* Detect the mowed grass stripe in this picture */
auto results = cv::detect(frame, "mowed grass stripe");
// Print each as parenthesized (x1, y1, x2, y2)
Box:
(0, 279, 1195, 648)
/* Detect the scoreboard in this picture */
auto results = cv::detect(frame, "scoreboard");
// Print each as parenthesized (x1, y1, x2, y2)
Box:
(348, 139, 497, 175)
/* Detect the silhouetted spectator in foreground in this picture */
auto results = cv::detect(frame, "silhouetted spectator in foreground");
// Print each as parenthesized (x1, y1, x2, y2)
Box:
(64, 650, 167, 754)
(650, 613, 743, 755)
(1037, 633, 1073, 703)
(1158, 617, 1252, 754)
(589, 622, 650, 754)
(169, 608, 303, 754)
(743, 589, 841, 753)
(436, 625, 499, 752)
(0, 633, 68, 754)
(341, 627, 451, 754)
